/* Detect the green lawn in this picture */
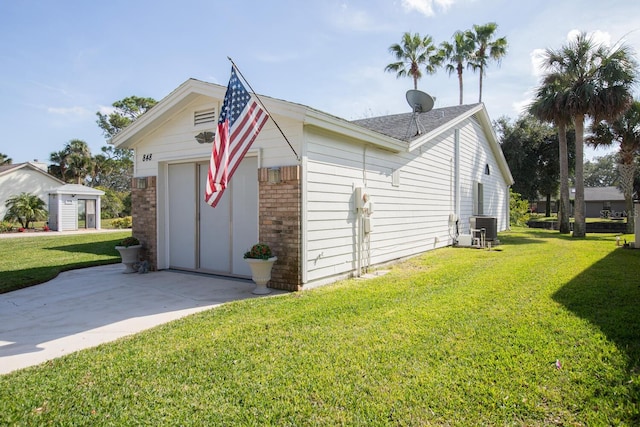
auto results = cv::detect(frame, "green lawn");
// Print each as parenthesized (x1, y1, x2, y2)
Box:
(1, 228, 639, 425)
(0, 231, 131, 293)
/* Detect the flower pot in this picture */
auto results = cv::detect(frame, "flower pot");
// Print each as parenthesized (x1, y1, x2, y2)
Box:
(245, 257, 277, 294)
(115, 245, 142, 273)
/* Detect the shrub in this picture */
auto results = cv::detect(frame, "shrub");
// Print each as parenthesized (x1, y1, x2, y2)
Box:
(244, 243, 272, 260)
(118, 236, 140, 247)
(111, 216, 132, 229)
(510, 189, 531, 226)
(0, 221, 13, 233)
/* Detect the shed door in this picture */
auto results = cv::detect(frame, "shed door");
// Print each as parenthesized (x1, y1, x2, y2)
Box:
(167, 158, 258, 276)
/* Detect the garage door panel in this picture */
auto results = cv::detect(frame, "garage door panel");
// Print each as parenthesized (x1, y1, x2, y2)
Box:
(168, 163, 196, 269)
(231, 157, 258, 276)
(199, 164, 231, 272)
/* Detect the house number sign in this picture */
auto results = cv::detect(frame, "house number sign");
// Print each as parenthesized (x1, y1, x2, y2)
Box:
(142, 153, 153, 162)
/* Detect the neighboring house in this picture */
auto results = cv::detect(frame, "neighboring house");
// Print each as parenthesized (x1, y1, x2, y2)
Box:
(571, 186, 627, 218)
(112, 78, 514, 291)
(0, 162, 65, 220)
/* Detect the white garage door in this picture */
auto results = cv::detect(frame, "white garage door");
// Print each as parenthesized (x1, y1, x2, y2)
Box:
(167, 157, 258, 276)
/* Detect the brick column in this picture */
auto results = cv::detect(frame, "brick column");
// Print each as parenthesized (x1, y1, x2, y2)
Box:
(258, 166, 301, 291)
(131, 176, 157, 270)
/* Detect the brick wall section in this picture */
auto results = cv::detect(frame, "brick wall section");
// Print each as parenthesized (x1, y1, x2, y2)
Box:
(258, 166, 302, 291)
(131, 176, 158, 270)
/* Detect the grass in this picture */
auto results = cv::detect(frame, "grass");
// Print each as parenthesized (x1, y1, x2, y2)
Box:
(1, 228, 639, 425)
(0, 231, 131, 293)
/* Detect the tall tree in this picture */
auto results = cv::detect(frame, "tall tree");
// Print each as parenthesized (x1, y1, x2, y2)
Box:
(583, 154, 618, 187)
(385, 32, 441, 90)
(49, 139, 93, 184)
(535, 32, 637, 237)
(0, 153, 12, 165)
(497, 114, 575, 216)
(96, 95, 157, 139)
(91, 146, 134, 192)
(529, 79, 573, 233)
(440, 31, 475, 104)
(588, 101, 640, 233)
(466, 22, 508, 103)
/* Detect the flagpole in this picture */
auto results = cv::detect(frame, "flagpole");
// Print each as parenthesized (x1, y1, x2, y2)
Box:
(227, 57, 300, 162)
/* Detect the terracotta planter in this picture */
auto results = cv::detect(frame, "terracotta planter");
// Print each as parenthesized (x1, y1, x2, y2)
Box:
(245, 257, 277, 294)
(115, 245, 142, 273)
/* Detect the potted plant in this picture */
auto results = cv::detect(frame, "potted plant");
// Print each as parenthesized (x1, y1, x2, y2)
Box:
(244, 243, 277, 295)
(115, 236, 142, 273)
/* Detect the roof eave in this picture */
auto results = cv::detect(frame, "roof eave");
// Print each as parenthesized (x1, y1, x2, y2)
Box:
(304, 109, 406, 153)
(110, 79, 224, 149)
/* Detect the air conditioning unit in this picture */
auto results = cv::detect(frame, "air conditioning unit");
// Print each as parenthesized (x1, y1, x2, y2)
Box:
(470, 216, 498, 241)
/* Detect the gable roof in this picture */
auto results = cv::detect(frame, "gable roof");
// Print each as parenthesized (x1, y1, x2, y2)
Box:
(0, 162, 65, 184)
(353, 103, 514, 185)
(586, 186, 625, 201)
(111, 78, 513, 185)
(352, 104, 480, 142)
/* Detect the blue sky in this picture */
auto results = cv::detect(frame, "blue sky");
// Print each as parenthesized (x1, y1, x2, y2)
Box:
(2, 0, 640, 164)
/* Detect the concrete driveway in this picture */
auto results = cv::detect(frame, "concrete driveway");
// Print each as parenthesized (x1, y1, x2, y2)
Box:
(0, 263, 284, 375)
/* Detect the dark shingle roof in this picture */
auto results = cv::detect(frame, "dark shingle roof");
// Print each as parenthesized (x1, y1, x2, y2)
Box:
(351, 104, 481, 142)
(0, 163, 21, 174)
(584, 186, 625, 202)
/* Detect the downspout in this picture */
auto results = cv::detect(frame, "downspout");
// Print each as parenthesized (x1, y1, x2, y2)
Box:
(454, 129, 461, 236)
(506, 184, 511, 231)
(301, 144, 308, 286)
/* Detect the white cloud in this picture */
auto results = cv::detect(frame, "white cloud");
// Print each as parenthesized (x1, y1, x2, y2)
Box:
(47, 106, 90, 116)
(567, 29, 612, 46)
(331, 4, 388, 32)
(529, 48, 547, 78)
(97, 105, 116, 115)
(400, 0, 455, 17)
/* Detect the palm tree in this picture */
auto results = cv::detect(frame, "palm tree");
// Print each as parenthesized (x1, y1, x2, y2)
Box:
(466, 22, 508, 103)
(49, 139, 93, 183)
(588, 101, 640, 233)
(3, 192, 47, 229)
(538, 32, 637, 237)
(66, 152, 92, 184)
(529, 78, 573, 234)
(0, 153, 12, 165)
(385, 32, 441, 90)
(49, 150, 68, 181)
(440, 31, 475, 105)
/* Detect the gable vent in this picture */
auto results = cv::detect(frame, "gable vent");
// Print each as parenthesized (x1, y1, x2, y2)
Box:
(194, 108, 216, 126)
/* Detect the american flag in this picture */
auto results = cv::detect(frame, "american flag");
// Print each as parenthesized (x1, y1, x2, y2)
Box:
(205, 67, 269, 207)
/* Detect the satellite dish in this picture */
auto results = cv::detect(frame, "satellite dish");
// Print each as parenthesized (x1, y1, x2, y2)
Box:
(406, 89, 434, 113)
(405, 90, 435, 137)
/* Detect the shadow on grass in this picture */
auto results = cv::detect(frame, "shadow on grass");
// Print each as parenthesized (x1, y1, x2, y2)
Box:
(46, 239, 122, 256)
(0, 260, 121, 294)
(503, 229, 621, 246)
(553, 247, 640, 373)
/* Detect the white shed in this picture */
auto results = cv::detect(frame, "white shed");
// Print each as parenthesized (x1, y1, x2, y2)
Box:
(111, 78, 514, 291)
(48, 184, 104, 231)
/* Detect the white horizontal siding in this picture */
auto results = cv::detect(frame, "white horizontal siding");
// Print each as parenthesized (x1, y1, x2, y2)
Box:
(304, 115, 510, 284)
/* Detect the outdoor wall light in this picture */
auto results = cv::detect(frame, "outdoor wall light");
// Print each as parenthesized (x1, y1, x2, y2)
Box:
(268, 167, 281, 184)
